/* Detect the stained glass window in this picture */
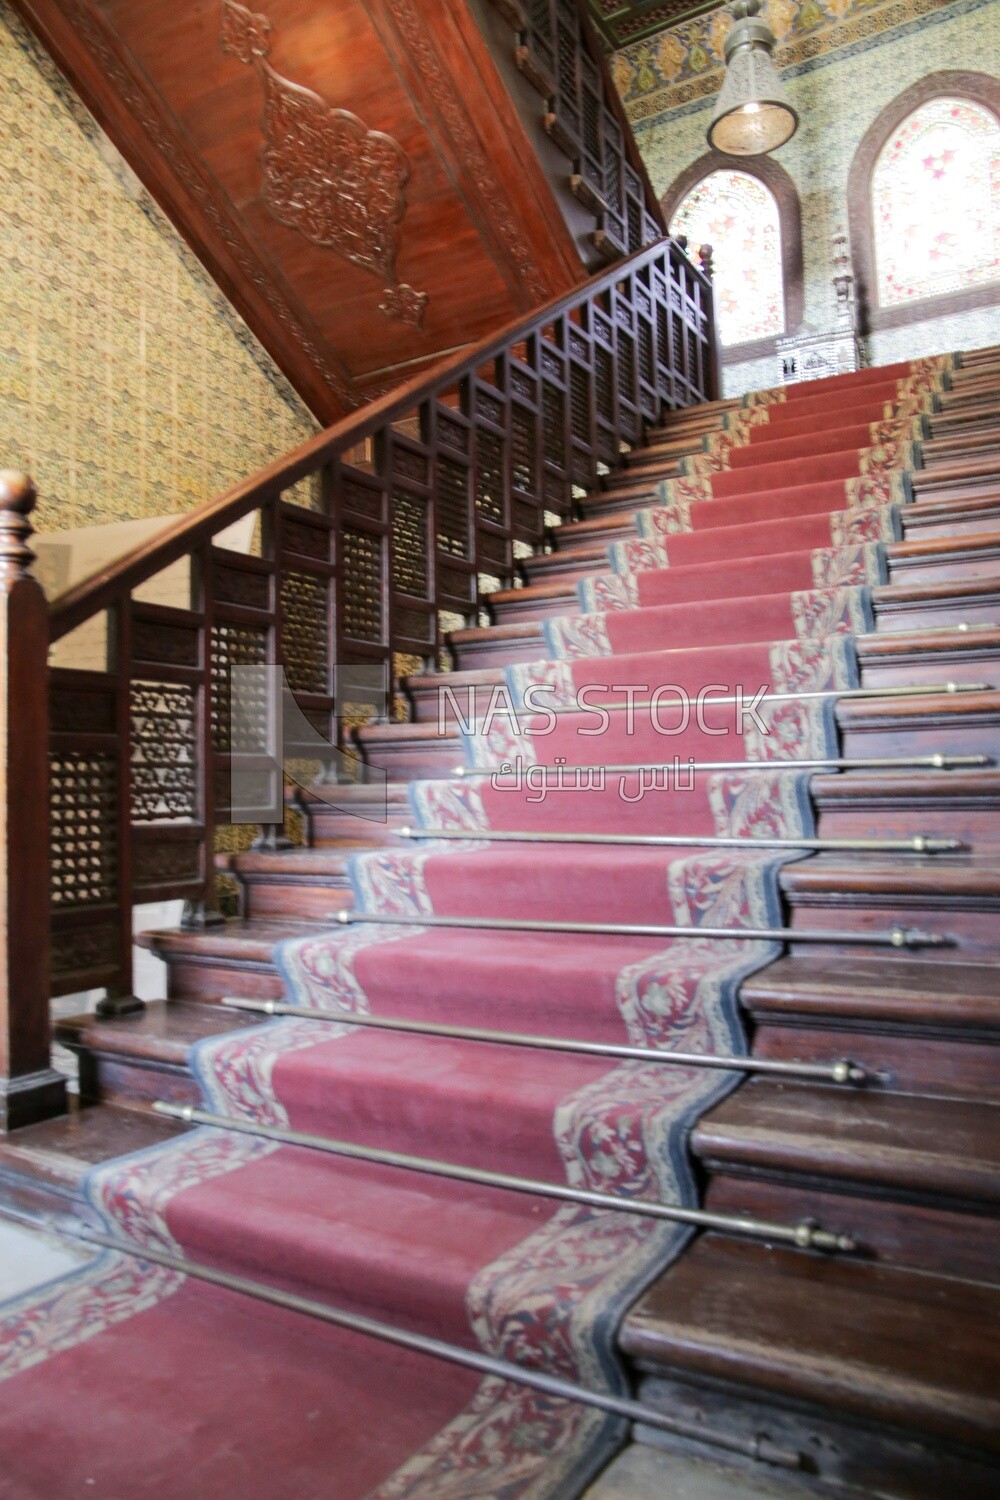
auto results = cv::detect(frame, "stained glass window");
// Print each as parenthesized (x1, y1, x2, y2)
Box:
(669, 170, 784, 347)
(872, 98, 1000, 307)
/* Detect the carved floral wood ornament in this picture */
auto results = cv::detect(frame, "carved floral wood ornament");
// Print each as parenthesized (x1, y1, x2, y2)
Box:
(220, 0, 428, 329)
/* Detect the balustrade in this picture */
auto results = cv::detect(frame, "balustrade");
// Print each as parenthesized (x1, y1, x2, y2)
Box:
(1, 236, 717, 1124)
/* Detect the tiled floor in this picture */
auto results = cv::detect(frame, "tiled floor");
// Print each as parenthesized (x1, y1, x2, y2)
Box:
(586, 1442, 822, 1498)
(0, 1217, 93, 1303)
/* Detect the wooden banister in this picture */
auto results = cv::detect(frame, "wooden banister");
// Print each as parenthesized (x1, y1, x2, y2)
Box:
(567, 0, 666, 235)
(52, 236, 713, 639)
(8, 232, 716, 1122)
(0, 473, 65, 1128)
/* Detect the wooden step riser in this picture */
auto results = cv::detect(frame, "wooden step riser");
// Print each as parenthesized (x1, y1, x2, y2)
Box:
(356, 700, 999, 781)
(452, 595, 1000, 671)
(74, 1050, 200, 1114)
(64, 1043, 997, 1288)
(490, 589, 574, 623)
(536, 507, 1000, 570)
(234, 875, 352, 921)
(292, 807, 411, 849)
(752, 1020, 1000, 1107)
(701, 1173, 998, 1285)
(787, 901, 997, 959)
(814, 802, 1000, 849)
(839, 703, 999, 760)
(0, 1164, 82, 1231)
(582, 477, 1000, 525)
(492, 554, 1000, 628)
(159, 955, 284, 1005)
(293, 780, 1000, 864)
(584, 447, 999, 518)
(875, 589, 1000, 635)
(297, 812, 412, 850)
(890, 544, 1000, 588)
(547, 497, 1000, 561)
(521, 553, 601, 585)
(408, 644, 1000, 724)
(628, 1368, 999, 1500)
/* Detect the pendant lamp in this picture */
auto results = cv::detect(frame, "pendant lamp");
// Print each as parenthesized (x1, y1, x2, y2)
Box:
(707, 0, 798, 156)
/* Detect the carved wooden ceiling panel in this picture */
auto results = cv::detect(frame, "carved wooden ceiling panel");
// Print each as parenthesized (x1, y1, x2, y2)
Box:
(11, 0, 587, 420)
(586, 1, 724, 50)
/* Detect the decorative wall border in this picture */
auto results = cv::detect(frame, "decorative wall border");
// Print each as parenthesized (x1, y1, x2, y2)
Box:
(619, 0, 992, 128)
(370, 0, 553, 306)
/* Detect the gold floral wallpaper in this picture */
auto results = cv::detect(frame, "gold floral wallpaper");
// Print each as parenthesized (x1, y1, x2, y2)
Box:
(0, 1, 318, 536)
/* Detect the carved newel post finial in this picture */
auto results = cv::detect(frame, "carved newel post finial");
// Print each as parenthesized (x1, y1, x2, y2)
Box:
(0, 471, 37, 577)
(698, 243, 715, 281)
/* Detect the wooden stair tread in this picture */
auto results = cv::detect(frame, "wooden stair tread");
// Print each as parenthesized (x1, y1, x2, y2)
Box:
(137, 917, 324, 962)
(780, 854, 1000, 898)
(406, 665, 505, 692)
(693, 1079, 1000, 1204)
(620, 1234, 1000, 1453)
(0, 1105, 183, 1189)
(837, 684, 1000, 724)
(490, 579, 575, 606)
(874, 572, 1000, 606)
(219, 848, 354, 876)
(741, 954, 999, 1029)
(448, 622, 544, 647)
(355, 685, 999, 749)
(57, 1000, 251, 1067)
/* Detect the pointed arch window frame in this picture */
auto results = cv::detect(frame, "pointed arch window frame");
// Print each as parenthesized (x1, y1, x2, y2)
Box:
(847, 71, 1000, 335)
(662, 150, 804, 366)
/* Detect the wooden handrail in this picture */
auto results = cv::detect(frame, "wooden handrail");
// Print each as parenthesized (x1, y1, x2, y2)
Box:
(568, 0, 665, 233)
(51, 235, 709, 641)
(37, 229, 717, 1025)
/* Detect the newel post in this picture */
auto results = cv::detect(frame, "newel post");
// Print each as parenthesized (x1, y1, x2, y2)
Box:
(697, 243, 723, 403)
(0, 473, 65, 1130)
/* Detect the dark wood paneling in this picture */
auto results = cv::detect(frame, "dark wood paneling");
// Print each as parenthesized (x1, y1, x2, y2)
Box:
(11, 0, 591, 417)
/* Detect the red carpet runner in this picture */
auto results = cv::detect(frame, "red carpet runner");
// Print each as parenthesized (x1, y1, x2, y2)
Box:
(0, 355, 953, 1498)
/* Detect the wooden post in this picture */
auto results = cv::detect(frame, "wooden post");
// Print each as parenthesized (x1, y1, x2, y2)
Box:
(698, 243, 724, 404)
(0, 472, 66, 1130)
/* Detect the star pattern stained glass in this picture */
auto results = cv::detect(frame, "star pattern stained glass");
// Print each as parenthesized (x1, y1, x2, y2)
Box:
(872, 97, 1000, 308)
(669, 170, 784, 347)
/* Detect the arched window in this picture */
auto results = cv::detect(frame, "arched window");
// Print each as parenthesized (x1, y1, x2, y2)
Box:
(871, 97, 1000, 307)
(848, 72, 1000, 330)
(668, 169, 785, 349)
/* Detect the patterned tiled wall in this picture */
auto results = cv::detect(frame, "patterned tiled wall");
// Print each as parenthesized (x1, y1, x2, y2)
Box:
(615, 0, 1000, 395)
(0, 2, 318, 536)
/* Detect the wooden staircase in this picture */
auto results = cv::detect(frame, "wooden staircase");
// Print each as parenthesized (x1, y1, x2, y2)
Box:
(3, 308, 1000, 1492)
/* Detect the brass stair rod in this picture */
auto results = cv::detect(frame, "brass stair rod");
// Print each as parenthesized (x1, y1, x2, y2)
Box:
(401, 827, 963, 855)
(155, 1101, 856, 1255)
(858, 620, 1000, 635)
(221, 997, 870, 1085)
(55, 1221, 806, 1472)
(536, 682, 988, 715)
(454, 754, 991, 777)
(334, 910, 951, 950)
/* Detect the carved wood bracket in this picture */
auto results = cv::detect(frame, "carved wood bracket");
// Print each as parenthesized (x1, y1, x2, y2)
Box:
(221, 0, 428, 329)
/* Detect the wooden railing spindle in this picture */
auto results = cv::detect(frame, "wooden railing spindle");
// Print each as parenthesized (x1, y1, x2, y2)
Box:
(2, 237, 716, 1130)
